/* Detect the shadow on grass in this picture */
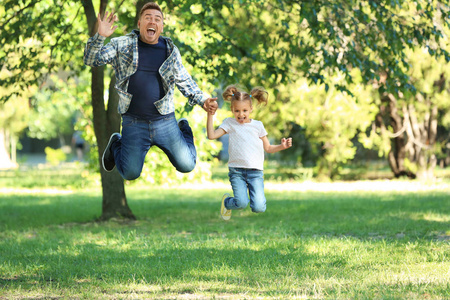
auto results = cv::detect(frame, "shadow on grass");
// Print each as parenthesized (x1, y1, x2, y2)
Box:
(1, 189, 448, 238)
(1, 229, 373, 298)
(0, 241, 309, 279)
(1, 225, 447, 297)
(0, 192, 102, 231)
(262, 190, 450, 238)
(124, 189, 450, 238)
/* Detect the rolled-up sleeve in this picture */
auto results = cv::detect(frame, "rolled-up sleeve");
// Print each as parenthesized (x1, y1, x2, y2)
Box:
(172, 47, 206, 107)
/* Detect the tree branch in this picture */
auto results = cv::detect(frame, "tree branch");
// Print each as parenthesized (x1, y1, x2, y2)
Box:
(0, 1, 37, 33)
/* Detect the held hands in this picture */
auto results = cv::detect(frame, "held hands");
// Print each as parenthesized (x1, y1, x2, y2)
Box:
(203, 97, 218, 115)
(281, 137, 293, 149)
(97, 11, 118, 37)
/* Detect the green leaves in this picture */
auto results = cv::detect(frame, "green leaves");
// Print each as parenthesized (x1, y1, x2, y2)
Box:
(3, 0, 446, 103)
(0, 0, 87, 102)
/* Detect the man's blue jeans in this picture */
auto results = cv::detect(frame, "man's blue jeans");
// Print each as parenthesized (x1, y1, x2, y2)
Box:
(224, 167, 266, 213)
(111, 115, 196, 180)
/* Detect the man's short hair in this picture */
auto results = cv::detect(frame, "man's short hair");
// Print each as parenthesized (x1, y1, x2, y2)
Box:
(139, 2, 164, 19)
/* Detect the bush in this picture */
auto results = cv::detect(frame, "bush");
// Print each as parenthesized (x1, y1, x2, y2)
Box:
(44, 147, 67, 166)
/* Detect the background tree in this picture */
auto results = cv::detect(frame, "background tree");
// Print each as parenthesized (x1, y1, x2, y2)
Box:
(0, 88, 31, 169)
(81, 0, 136, 220)
(270, 71, 377, 179)
(368, 47, 450, 179)
(0, 0, 135, 220)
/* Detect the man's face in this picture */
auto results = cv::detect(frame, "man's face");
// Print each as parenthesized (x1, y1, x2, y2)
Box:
(138, 9, 164, 44)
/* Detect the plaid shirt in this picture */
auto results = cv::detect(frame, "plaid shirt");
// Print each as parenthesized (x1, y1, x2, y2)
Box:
(84, 30, 206, 115)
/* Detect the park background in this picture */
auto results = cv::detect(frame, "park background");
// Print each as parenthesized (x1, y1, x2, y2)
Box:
(0, 0, 449, 299)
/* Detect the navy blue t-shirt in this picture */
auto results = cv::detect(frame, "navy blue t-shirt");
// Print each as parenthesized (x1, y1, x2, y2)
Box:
(125, 37, 172, 120)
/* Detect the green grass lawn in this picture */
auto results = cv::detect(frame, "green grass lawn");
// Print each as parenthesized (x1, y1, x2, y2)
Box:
(0, 166, 449, 299)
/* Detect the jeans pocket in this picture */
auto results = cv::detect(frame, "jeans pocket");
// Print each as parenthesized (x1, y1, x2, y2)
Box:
(122, 116, 135, 128)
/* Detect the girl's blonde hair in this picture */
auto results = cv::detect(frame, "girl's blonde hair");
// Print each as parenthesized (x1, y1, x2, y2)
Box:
(222, 85, 268, 107)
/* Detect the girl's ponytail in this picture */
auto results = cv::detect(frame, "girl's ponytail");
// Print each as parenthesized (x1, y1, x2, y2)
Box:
(223, 85, 240, 101)
(250, 87, 268, 106)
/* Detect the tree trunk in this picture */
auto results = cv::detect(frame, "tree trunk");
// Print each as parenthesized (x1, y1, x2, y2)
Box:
(83, 0, 135, 221)
(99, 74, 135, 220)
(378, 90, 440, 180)
(383, 94, 416, 178)
(0, 129, 17, 170)
(134, 1, 147, 25)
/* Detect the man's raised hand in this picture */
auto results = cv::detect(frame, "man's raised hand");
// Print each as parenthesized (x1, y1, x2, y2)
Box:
(97, 11, 118, 37)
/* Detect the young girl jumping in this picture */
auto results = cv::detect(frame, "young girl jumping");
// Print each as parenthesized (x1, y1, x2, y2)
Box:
(207, 85, 293, 220)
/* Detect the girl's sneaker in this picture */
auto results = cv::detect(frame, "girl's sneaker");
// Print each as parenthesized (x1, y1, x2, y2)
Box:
(221, 193, 232, 220)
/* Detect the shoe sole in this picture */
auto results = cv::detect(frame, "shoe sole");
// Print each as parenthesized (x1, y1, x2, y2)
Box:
(221, 193, 231, 220)
(102, 133, 119, 172)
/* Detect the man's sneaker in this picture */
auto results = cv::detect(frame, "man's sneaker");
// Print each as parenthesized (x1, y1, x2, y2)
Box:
(177, 117, 189, 129)
(102, 133, 120, 172)
(220, 193, 232, 221)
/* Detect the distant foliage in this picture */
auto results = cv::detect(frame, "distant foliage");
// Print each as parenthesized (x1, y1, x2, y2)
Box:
(45, 147, 67, 166)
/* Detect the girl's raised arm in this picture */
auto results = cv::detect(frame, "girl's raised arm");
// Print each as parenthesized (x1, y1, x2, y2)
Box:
(261, 136, 292, 154)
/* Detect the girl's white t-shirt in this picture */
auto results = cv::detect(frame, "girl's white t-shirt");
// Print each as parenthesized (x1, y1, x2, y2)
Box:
(219, 118, 268, 170)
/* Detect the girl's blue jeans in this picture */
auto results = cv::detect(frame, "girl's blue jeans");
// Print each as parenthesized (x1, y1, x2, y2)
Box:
(111, 115, 196, 180)
(224, 167, 266, 213)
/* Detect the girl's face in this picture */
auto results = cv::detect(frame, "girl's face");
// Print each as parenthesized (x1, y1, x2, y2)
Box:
(231, 100, 253, 124)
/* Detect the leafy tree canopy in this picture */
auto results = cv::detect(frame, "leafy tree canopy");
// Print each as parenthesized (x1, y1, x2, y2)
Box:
(1, 0, 448, 102)
(167, 0, 449, 96)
